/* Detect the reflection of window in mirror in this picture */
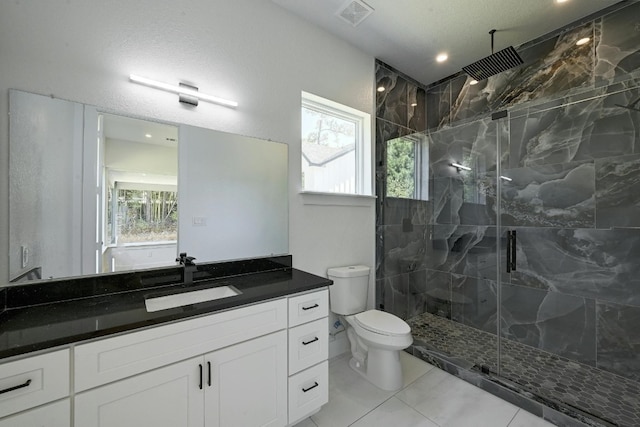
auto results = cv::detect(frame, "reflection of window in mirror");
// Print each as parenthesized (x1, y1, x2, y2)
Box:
(385, 133, 429, 200)
(461, 147, 487, 205)
(101, 114, 179, 273)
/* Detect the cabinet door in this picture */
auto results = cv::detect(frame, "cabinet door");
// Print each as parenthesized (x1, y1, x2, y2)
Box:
(205, 331, 287, 427)
(75, 357, 204, 427)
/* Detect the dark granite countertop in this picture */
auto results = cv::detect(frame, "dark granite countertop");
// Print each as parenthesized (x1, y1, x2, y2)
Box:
(0, 256, 331, 360)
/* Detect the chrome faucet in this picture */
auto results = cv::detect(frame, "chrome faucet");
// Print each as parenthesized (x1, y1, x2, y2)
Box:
(176, 252, 197, 285)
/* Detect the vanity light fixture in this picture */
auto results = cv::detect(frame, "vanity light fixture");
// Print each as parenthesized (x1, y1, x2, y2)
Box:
(129, 74, 238, 108)
(451, 162, 471, 171)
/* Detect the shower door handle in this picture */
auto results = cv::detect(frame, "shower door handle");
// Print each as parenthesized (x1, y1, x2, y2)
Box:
(506, 230, 517, 272)
(511, 230, 517, 271)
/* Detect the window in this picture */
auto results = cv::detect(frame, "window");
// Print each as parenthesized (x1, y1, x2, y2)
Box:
(385, 133, 429, 201)
(301, 91, 372, 195)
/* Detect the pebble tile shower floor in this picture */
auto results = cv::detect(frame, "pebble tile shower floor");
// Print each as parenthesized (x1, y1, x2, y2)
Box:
(407, 312, 640, 427)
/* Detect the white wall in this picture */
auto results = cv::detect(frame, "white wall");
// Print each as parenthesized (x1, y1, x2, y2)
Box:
(8, 91, 85, 281)
(0, 0, 376, 309)
(178, 125, 289, 263)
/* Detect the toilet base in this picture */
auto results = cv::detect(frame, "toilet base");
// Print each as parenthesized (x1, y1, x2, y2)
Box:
(348, 347, 403, 391)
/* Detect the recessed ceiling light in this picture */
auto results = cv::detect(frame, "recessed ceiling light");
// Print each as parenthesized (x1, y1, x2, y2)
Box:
(436, 53, 448, 63)
(556, 0, 568, 3)
(377, 86, 386, 92)
(576, 37, 590, 46)
(145, 133, 152, 138)
(469, 79, 478, 85)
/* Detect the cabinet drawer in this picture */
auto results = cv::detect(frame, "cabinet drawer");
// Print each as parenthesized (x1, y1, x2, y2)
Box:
(288, 318, 328, 375)
(288, 289, 328, 327)
(0, 399, 70, 427)
(75, 298, 287, 392)
(288, 361, 328, 425)
(0, 349, 69, 419)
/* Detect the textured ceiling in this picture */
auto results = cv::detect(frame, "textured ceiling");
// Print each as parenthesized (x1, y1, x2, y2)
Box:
(272, 0, 624, 86)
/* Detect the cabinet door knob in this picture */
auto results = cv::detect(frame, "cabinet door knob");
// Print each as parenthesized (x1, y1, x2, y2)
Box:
(302, 382, 319, 393)
(302, 303, 319, 311)
(0, 379, 31, 395)
(302, 337, 319, 346)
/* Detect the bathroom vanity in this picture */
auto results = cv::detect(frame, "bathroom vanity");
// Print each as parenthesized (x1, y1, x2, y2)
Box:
(0, 256, 330, 427)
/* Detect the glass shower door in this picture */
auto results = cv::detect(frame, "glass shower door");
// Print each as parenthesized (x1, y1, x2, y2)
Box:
(496, 82, 640, 426)
(408, 115, 503, 374)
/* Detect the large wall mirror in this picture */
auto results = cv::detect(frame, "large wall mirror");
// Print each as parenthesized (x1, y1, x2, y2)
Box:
(8, 90, 288, 283)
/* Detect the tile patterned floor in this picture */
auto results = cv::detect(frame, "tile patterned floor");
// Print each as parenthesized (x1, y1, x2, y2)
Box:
(294, 351, 554, 427)
(407, 312, 640, 427)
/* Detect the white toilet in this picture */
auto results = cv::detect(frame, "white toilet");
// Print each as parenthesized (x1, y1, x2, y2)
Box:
(327, 265, 413, 391)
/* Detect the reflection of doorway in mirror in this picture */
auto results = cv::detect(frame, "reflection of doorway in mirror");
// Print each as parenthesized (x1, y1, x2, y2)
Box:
(100, 114, 179, 273)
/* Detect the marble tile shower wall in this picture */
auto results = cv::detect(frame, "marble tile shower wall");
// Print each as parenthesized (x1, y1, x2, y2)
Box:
(375, 60, 430, 320)
(376, 0, 640, 385)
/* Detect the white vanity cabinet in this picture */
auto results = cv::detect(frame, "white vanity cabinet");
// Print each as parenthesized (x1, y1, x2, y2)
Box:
(74, 298, 288, 427)
(0, 286, 329, 427)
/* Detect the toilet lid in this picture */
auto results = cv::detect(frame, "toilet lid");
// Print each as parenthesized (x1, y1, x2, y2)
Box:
(353, 310, 410, 336)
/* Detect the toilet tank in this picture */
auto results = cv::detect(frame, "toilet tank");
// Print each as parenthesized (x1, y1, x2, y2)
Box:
(327, 265, 370, 315)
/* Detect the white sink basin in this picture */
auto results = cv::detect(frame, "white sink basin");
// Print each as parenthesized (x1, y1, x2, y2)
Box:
(145, 285, 241, 312)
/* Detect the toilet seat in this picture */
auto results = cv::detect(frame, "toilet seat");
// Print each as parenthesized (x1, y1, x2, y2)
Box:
(353, 309, 410, 336)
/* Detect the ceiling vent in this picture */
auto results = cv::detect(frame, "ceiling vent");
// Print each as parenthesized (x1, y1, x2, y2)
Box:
(336, 0, 374, 27)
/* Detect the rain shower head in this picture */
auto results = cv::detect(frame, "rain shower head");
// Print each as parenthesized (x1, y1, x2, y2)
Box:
(462, 29, 523, 81)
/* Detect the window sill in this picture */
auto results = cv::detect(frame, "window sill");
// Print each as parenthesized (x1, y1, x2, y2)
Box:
(299, 191, 376, 207)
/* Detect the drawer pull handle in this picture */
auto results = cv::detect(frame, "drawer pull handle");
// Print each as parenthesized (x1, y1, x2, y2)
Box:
(0, 379, 31, 395)
(302, 337, 319, 345)
(199, 364, 203, 390)
(302, 304, 319, 311)
(207, 361, 211, 387)
(302, 382, 319, 393)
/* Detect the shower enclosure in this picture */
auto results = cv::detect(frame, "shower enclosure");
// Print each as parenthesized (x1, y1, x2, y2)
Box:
(375, 4, 640, 423)
(382, 80, 640, 426)
(377, 68, 640, 426)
